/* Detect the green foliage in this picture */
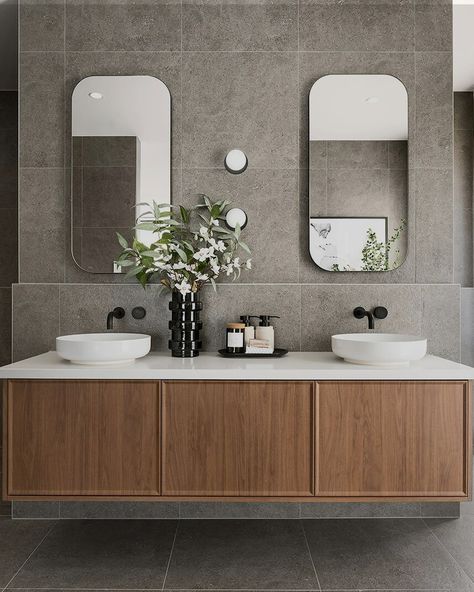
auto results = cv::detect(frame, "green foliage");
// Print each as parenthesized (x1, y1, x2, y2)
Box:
(361, 219, 406, 272)
(115, 196, 251, 294)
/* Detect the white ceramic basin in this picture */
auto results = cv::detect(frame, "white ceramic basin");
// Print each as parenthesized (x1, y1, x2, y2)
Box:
(56, 333, 151, 365)
(332, 333, 427, 366)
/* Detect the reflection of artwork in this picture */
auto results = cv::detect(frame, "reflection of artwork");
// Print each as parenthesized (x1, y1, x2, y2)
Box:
(310, 217, 387, 271)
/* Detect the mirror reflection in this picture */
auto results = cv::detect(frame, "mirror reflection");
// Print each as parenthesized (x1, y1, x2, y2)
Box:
(71, 75, 171, 273)
(309, 74, 408, 272)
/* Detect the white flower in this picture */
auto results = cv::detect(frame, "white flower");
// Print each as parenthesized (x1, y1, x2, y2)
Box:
(199, 226, 209, 240)
(246, 259, 252, 270)
(209, 238, 226, 252)
(194, 247, 215, 262)
(172, 261, 187, 270)
(196, 273, 209, 282)
(233, 257, 241, 269)
(209, 258, 220, 276)
(210, 218, 219, 227)
(175, 280, 191, 296)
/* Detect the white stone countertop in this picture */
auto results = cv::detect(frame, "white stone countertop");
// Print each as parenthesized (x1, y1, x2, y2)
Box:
(1, 351, 473, 381)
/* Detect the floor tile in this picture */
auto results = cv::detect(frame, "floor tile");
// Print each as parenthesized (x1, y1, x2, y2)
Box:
(9, 519, 177, 589)
(0, 519, 55, 588)
(303, 518, 473, 591)
(425, 515, 474, 584)
(164, 519, 319, 590)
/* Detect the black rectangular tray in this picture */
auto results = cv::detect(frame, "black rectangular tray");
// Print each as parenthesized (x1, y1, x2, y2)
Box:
(218, 348, 288, 358)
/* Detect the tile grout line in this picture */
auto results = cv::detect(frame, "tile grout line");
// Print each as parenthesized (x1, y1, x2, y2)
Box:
(1, 521, 58, 592)
(300, 520, 322, 591)
(161, 519, 180, 591)
(421, 517, 474, 588)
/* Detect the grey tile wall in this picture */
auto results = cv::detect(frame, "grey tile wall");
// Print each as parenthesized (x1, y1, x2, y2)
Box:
(12, 0, 462, 519)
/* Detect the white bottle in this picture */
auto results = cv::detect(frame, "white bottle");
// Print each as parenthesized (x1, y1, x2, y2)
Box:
(240, 316, 255, 347)
(255, 315, 280, 350)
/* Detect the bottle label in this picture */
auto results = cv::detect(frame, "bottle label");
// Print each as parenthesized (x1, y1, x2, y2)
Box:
(227, 333, 244, 348)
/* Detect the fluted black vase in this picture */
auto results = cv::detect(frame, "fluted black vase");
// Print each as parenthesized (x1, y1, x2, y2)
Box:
(168, 290, 203, 357)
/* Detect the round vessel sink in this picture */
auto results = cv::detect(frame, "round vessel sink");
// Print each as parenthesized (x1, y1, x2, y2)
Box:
(332, 333, 427, 366)
(56, 333, 151, 365)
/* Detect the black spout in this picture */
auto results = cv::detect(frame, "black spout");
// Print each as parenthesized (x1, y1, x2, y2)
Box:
(353, 306, 388, 330)
(107, 307, 125, 330)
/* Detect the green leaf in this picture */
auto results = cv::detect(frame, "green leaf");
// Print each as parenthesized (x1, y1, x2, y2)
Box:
(125, 265, 145, 278)
(135, 222, 158, 231)
(239, 241, 251, 254)
(179, 205, 190, 224)
(116, 232, 129, 249)
(115, 259, 135, 267)
(210, 277, 217, 292)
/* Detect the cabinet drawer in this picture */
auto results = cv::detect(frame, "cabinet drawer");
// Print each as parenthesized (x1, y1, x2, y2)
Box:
(162, 381, 314, 496)
(316, 381, 471, 498)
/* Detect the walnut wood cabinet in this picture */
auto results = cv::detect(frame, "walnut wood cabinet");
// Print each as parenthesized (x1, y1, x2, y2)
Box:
(3, 379, 471, 501)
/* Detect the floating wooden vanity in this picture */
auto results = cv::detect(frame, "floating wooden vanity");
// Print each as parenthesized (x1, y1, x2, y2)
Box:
(1, 352, 473, 502)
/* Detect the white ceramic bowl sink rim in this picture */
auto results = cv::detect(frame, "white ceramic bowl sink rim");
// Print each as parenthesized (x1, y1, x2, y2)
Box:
(56, 333, 151, 365)
(331, 333, 427, 366)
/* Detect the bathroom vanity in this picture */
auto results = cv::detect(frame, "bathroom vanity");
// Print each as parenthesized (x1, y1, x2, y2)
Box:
(1, 352, 473, 503)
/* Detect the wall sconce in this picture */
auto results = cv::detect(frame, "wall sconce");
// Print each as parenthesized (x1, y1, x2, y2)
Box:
(225, 207, 248, 231)
(224, 149, 248, 174)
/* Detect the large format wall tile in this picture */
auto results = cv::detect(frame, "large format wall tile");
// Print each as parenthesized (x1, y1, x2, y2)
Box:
(0, 288, 11, 366)
(299, 1, 414, 52)
(415, 0, 452, 52)
(59, 284, 170, 351)
(461, 288, 474, 366)
(65, 0, 181, 51)
(182, 52, 298, 170)
(200, 284, 301, 351)
(415, 168, 453, 284)
(182, 0, 298, 51)
(182, 169, 299, 284)
(0, 208, 18, 287)
(301, 284, 422, 351)
(12, 284, 60, 361)
(19, 52, 64, 168)
(415, 52, 453, 169)
(421, 284, 460, 361)
(20, 0, 65, 51)
(19, 168, 65, 283)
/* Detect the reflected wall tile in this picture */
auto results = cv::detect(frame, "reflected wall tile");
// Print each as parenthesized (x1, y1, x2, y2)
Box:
(182, 52, 298, 170)
(65, 51, 182, 166)
(181, 169, 299, 284)
(200, 284, 301, 351)
(65, 0, 181, 51)
(12, 284, 60, 361)
(59, 284, 170, 351)
(299, 1, 414, 52)
(421, 284, 460, 361)
(182, 0, 298, 51)
(301, 284, 422, 351)
(415, 168, 453, 284)
(19, 168, 65, 283)
(20, 53, 64, 168)
(415, 52, 453, 168)
(20, 0, 65, 51)
(0, 288, 11, 366)
(415, 0, 452, 52)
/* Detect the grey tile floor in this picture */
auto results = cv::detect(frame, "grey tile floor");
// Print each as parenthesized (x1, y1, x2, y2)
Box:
(1, 512, 474, 592)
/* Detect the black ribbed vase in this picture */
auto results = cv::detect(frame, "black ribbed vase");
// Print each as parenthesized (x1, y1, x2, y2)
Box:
(168, 290, 203, 357)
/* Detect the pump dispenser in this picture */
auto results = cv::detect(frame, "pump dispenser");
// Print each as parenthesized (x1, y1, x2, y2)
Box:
(255, 315, 280, 350)
(240, 315, 255, 347)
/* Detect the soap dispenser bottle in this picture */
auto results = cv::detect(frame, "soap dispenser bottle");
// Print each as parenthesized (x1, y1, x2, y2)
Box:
(240, 315, 255, 347)
(255, 315, 280, 349)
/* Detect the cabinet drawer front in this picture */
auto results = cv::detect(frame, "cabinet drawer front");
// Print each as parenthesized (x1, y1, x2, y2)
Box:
(7, 380, 160, 496)
(316, 381, 471, 498)
(162, 381, 314, 496)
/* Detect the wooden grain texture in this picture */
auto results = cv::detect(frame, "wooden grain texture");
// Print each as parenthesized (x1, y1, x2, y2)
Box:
(316, 381, 471, 497)
(7, 380, 160, 496)
(162, 381, 314, 496)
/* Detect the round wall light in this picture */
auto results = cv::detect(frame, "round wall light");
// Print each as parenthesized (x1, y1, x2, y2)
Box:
(225, 207, 248, 231)
(88, 91, 103, 100)
(224, 149, 248, 174)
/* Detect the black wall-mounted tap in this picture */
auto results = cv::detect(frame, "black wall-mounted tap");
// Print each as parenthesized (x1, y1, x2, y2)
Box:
(106, 307, 125, 330)
(353, 306, 388, 330)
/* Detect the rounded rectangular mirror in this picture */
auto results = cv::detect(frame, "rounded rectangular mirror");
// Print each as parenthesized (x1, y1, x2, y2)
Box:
(309, 74, 408, 272)
(71, 75, 171, 273)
